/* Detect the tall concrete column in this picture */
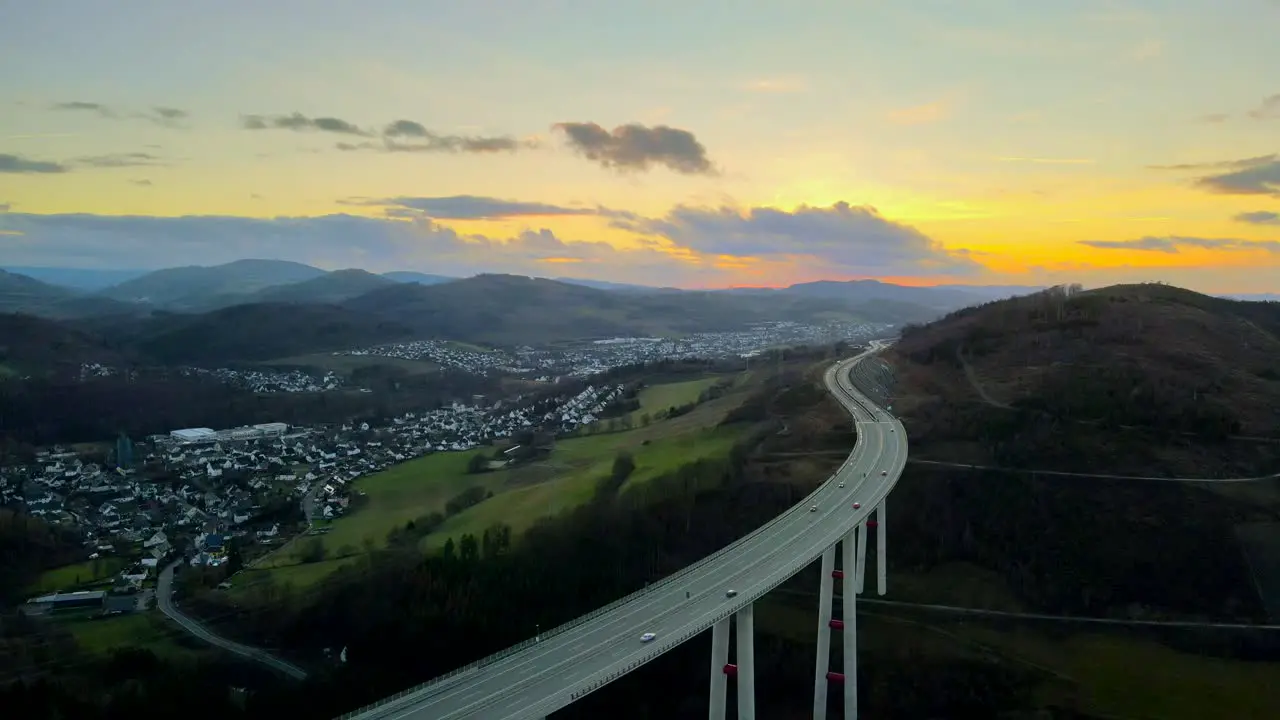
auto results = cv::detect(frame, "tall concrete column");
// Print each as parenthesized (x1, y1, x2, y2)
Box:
(736, 604, 756, 720)
(812, 545, 836, 719)
(854, 523, 868, 595)
(877, 498, 888, 596)
(841, 528, 858, 719)
(709, 617, 731, 720)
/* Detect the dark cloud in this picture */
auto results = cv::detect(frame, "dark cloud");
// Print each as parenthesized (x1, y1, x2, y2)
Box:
(130, 179, 153, 187)
(1146, 154, 1275, 171)
(1078, 236, 1280, 253)
(1247, 93, 1280, 120)
(553, 122, 716, 175)
(72, 152, 165, 168)
(1234, 211, 1280, 225)
(1193, 158, 1280, 197)
(1198, 113, 1230, 123)
(0, 153, 68, 174)
(0, 213, 718, 286)
(0, 203, 10, 212)
(337, 134, 530, 154)
(383, 120, 429, 138)
(51, 101, 115, 117)
(242, 112, 372, 136)
(242, 112, 528, 153)
(343, 195, 597, 220)
(50, 101, 189, 128)
(615, 202, 980, 275)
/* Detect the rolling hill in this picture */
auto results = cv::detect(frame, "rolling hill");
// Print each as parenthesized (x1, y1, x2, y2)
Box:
(250, 268, 397, 304)
(0, 269, 143, 319)
(96, 259, 328, 309)
(0, 313, 125, 375)
(380, 271, 456, 286)
(887, 282, 1280, 475)
(342, 273, 939, 346)
(775, 279, 1042, 312)
(116, 303, 414, 365)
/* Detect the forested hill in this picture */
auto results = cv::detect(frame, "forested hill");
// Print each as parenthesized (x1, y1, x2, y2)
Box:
(891, 283, 1280, 454)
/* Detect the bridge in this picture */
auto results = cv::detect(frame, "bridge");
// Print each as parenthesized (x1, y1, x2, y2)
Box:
(339, 341, 907, 720)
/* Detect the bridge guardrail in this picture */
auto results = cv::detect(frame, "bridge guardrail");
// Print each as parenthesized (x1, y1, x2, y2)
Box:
(339, 353, 885, 720)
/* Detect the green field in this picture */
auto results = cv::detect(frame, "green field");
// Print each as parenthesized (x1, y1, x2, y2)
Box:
(625, 376, 721, 423)
(61, 612, 204, 661)
(28, 557, 128, 595)
(248, 375, 749, 591)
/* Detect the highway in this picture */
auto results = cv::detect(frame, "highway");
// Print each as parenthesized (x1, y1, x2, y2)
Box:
(340, 342, 907, 720)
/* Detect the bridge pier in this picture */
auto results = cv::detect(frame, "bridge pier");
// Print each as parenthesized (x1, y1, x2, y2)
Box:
(707, 604, 758, 720)
(811, 546, 836, 716)
(813, 527, 861, 720)
(709, 617, 730, 720)
(841, 527, 859, 720)
(877, 499, 887, 595)
(736, 604, 756, 720)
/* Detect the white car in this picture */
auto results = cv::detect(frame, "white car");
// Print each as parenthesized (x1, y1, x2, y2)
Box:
(640, 632, 657, 643)
(810, 505, 818, 512)
(838, 482, 845, 488)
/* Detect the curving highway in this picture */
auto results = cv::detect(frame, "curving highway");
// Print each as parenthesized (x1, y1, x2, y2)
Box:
(340, 342, 907, 720)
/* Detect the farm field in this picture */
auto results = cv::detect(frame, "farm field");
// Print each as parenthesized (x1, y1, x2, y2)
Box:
(242, 375, 749, 592)
(28, 557, 128, 595)
(61, 611, 207, 661)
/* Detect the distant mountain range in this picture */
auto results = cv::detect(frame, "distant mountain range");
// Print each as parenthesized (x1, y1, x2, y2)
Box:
(0, 259, 1272, 368)
(1, 259, 1047, 319)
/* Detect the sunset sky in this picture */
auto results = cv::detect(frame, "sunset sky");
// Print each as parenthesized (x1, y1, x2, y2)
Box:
(2, 0, 1278, 292)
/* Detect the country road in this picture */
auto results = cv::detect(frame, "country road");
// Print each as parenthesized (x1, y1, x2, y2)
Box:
(156, 561, 308, 680)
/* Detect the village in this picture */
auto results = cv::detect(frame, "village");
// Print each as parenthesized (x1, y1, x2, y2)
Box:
(5, 381, 629, 614)
(7, 319, 890, 615)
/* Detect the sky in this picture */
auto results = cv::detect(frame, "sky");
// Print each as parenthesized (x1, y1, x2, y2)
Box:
(1, 0, 1278, 292)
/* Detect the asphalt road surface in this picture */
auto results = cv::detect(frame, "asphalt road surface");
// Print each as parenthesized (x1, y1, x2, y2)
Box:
(156, 561, 308, 680)
(341, 343, 907, 720)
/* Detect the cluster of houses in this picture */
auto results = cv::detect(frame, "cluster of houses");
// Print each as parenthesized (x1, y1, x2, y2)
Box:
(345, 320, 893, 380)
(77, 362, 351, 393)
(5, 379, 635, 612)
(181, 367, 348, 393)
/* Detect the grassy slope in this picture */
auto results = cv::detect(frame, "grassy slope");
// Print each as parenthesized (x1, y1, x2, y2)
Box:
(28, 557, 128, 594)
(60, 611, 207, 661)
(241, 375, 748, 590)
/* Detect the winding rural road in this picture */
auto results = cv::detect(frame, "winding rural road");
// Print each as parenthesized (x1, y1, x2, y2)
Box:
(156, 561, 308, 680)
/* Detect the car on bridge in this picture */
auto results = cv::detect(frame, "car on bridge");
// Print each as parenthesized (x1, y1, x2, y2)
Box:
(725, 589, 738, 598)
(852, 502, 861, 509)
(838, 482, 845, 488)
(881, 470, 887, 476)
(810, 505, 818, 512)
(640, 633, 657, 643)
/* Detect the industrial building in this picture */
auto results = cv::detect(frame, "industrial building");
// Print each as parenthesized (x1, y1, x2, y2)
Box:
(167, 423, 289, 445)
(25, 590, 106, 611)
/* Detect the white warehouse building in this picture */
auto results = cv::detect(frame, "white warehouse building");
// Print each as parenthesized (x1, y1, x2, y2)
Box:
(168, 423, 288, 444)
(170, 428, 217, 443)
